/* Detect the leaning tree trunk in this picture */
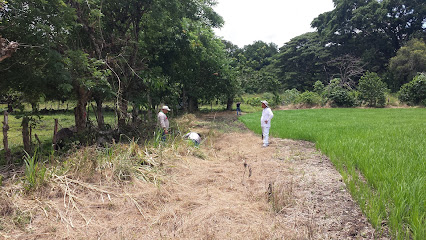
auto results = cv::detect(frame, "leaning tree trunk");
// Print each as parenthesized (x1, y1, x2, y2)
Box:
(117, 95, 128, 128)
(74, 86, 90, 133)
(21, 116, 31, 153)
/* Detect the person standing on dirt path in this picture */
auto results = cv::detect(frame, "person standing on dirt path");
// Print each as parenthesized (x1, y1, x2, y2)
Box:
(261, 100, 273, 147)
(236, 102, 241, 116)
(158, 105, 171, 141)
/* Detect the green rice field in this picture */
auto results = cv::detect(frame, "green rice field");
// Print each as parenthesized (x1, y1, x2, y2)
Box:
(240, 108, 425, 239)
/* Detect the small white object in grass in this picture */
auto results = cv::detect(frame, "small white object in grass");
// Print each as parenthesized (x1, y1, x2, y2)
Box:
(183, 132, 201, 145)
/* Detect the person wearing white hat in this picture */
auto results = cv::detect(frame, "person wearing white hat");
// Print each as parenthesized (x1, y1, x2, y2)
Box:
(158, 105, 171, 141)
(260, 100, 273, 147)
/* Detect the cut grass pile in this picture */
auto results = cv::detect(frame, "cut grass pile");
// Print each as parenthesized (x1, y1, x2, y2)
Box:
(240, 108, 425, 240)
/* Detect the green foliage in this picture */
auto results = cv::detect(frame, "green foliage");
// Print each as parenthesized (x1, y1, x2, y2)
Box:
(281, 89, 300, 105)
(233, 41, 279, 94)
(313, 80, 325, 94)
(329, 89, 357, 107)
(23, 149, 46, 191)
(390, 39, 426, 91)
(295, 91, 321, 107)
(312, 0, 424, 76)
(241, 108, 426, 239)
(398, 73, 426, 106)
(245, 96, 261, 107)
(275, 32, 330, 91)
(324, 79, 357, 107)
(358, 71, 387, 107)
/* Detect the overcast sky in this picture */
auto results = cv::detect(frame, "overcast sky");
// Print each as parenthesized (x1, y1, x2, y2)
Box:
(213, 0, 335, 48)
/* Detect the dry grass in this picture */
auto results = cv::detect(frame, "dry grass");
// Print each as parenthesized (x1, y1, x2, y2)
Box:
(0, 111, 383, 239)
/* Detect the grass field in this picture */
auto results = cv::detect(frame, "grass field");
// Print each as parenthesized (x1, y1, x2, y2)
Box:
(0, 105, 117, 163)
(240, 108, 425, 240)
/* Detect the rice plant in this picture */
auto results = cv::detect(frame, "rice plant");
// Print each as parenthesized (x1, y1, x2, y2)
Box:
(240, 108, 426, 240)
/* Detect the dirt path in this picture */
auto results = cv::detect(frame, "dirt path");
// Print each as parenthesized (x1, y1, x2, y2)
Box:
(0, 111, 383, 239)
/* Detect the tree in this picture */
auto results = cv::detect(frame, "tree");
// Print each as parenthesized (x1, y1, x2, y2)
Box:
(358, 71, 387, 107)
(311, 0, 425, 75)
(389, 38, 426, 91)
(398, 73, 426, 106)
(64, 50, 110, 132)
(275, 32, 330, 91)
(233, 41, 279, 94)
(326, 54, 365, 89)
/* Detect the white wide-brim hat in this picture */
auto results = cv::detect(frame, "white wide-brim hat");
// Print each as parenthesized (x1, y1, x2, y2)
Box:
(261, 100, 269, 107)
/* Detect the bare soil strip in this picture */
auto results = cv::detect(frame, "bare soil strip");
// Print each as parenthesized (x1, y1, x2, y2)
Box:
(0, 111, 385, 239)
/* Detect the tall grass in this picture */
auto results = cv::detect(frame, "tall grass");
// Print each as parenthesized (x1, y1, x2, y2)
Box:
(240, 108, 426, 239)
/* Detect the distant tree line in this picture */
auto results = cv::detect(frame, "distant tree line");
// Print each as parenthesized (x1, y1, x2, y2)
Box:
(229, 0, 425, 106)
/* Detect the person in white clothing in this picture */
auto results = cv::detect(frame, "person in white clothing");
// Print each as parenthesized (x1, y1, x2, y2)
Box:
(158, 105, 170, 141)
(260, 100, 273, 147)
(183, 132, 201, 146)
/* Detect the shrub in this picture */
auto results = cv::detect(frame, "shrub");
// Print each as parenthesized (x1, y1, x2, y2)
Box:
(295, 91, 321, 107)
(358, 71, 387, 107)
(324, 79, 357, 107)
(245, 96, 261, 107)
(313, 80, 325, 94)
(282, 88, 300, 105)
(262, 92, 274, 103)
(398, 73, 426, 106)
(329, 89, 357, 107)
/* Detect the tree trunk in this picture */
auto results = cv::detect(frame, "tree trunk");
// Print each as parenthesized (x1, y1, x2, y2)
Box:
(117, 96, 128, 128)
(188, 96, 198, 113)
(31, 102, 39, 113)
(74, 86, 90, 133)
(7, 103, 13, 113)
(132, 104, 138, 125)
(2, 111, 11, 164)
(22, 116, 31, 153)
(226, 97, 233, 111)
(147, 89, 153, 120)
(182, 89, 188, 112)
(95, 98, 105, 130)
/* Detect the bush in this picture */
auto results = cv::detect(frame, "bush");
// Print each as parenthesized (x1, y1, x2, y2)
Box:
(282, 89, 300, 105)
(328, 89, 357, 107)
(262, 92, 274, 103)
(245, 96, 261, 107)
(398, 73, 426, 106)
(313, 80, 325, 94)
(324, 79, 357, 107)
(358, 71, 387, 107)
(295, 91, 321, 107)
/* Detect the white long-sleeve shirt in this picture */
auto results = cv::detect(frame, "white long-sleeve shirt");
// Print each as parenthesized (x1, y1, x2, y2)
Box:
(158, 111, 169, 130)
(261, 107, 273, 127)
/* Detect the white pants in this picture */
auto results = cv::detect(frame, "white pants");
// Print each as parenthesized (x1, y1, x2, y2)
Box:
(262, 126, 270, 146)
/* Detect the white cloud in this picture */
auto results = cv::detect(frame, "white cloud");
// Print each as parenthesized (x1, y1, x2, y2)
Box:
(213, 0, 335, 47)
